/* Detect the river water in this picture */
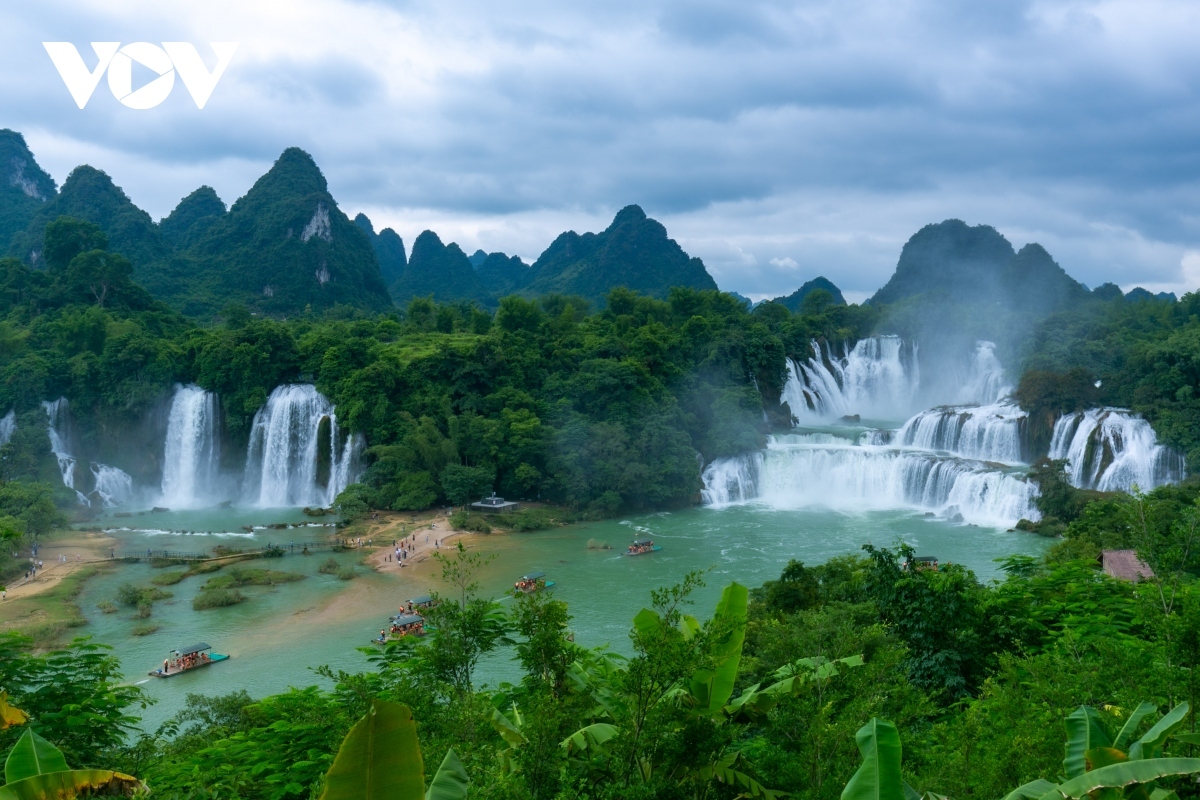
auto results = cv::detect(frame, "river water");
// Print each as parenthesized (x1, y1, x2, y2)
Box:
(75, 502, 1046, 731)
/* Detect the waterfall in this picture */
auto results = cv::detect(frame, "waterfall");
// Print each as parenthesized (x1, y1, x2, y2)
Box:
(0, 410, 15, 447)
(700, 452, 763, 505)
(243, 384, 363, 507)
(42, 398, 88, 505)
(893, 403, 1025, 464)
(1049, 408, 1185, 492)
(956, 341, 1011, 405)
(91, 464, 133, 508)
(160, 384, 222, 509)
(781, 336, 919, 423)
(43, 397, 137, 507)
(701, 436, 1040, 527)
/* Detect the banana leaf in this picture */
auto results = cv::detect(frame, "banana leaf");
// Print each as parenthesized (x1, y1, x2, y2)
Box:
(490, 707, 526, 747)
(319, 700, 425, 800)
(1130, 704, 1190, 760)
(1064, 707, 1112, 779)
(426, 749, 469, 800)
(4, 730, 69, 783)
(632, 608, 662, 639)
(0, 769, 140, 799)
(841, 718, 905, 800)
(1002, 778, 1058, 800)
(561, 723, 619, 756)
(1085, 747, 1128, 770)
(1040, 757, 1200, 799)
(688, 582, 748, 715)
(694, 750, 783, 800)
(0, 692, 27, 731)
(1115, 703, 1158, 751)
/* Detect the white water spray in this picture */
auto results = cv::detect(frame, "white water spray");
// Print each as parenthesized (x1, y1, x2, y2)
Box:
(243, 384, 363, 507)
(42, 398, 88, 504)
(894, 403, 1025, 464)
(1049, 408, 1185, 492)
(0, 410, 15, 447)
(956, 341, 1011, 405)
(160, 384, 222, 509)
(701, 435, 1040, 527)
(780, 336, 919, 423)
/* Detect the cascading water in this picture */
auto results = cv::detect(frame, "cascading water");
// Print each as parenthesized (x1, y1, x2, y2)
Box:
(91, 464, 133, 507)
(0, 410, 15, 447)
(701, 435, 1040, 527)
(781, 336, 919, 423)
(893, 403, 1025, 465)
(956, 341, 1011, 405)
(43, 397, 135, 507)
(42, 398, 88, 505)
(243, 384, 363, 507)
(160, 384, 222, 509)
(1049, 408, 1185, 492)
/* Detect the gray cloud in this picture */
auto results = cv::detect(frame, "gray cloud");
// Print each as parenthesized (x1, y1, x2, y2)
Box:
(2, 0, 1199, 301)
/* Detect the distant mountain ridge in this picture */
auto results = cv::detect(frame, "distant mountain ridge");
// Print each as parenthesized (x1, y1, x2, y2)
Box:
(771, 277, 846, 311)
(522, 205, 718, 304)
(354, 213, 407, 288)
(869, 219, 1088, 315)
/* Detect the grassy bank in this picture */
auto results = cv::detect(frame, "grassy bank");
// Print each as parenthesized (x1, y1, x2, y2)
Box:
(0, 562, 111, 647)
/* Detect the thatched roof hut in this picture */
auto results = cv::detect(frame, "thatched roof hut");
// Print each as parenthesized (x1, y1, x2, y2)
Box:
(1100, 550, 1154, 582)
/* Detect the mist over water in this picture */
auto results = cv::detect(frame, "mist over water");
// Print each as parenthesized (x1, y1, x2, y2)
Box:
(706, 336, 1185, 528)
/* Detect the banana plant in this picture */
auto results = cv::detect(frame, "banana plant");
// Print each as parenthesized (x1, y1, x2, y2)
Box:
(0, 692, 28, 730)
(319, 699, 469, 800)
(0, 728, 141, 800)
(839, 705, 1200, 800)
(1028, 701, 1200, 800)
(725, 654, 865, 723)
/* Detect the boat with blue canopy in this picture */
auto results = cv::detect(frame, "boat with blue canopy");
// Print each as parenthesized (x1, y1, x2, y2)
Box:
(515, 570, 555, 594)
(149, 643, 229, 678)
(626, 538, 661, 556)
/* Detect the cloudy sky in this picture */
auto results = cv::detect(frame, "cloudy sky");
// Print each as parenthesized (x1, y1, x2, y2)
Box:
(2, 1, 1198, 302)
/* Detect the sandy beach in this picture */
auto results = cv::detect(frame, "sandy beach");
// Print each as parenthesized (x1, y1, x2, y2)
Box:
(1, 530, 116, 602)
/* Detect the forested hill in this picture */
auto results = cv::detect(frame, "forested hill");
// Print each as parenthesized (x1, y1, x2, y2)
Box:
(0, 129, 56, 254)
(383, 205, 721, 308)
(870, 219, 1089, 314)
(771, 276, 846, 311)
(181, 147, 393, 316)
(1, 131, 727, 317)
(520, 204, 719, 305)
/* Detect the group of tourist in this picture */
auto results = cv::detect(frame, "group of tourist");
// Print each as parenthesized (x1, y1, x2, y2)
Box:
(161, 651, 210, 674)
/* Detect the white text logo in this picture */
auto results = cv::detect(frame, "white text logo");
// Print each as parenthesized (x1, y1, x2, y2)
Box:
(42, 42, 239, 109)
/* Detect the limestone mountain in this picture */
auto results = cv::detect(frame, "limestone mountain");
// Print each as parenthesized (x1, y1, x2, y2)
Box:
(772, 277, 846, 311)
(997, 243, 1088, 316)
(392, 230, 490, 306)
(523, 205, 718, 304)
(0, 129, 56, 253)
(7, 164, 193, 301)
(183, 148, 392, 315)
(160, 186, 226, 250)
(477, 252, 532, 297)
(354, 214, 407, 288)
(468, 249, 488, 268)
(869, 219, 1087, 315)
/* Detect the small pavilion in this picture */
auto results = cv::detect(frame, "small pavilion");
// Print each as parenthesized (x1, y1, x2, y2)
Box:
(471, 493, 520, 514)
